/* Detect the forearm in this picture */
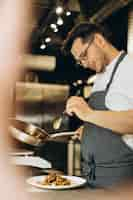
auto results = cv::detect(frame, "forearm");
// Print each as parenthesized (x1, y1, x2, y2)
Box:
(85, 110, 133, 135)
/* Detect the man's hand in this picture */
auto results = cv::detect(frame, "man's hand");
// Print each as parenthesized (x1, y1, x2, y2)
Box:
(66, 96, 93, 121)
(72, 125, 84, 141)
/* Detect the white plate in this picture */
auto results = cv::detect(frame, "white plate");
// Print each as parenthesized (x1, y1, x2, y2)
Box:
(9, 151, 34, 156)
(26, 175, 87, 190)
(11, 156, 52, 169)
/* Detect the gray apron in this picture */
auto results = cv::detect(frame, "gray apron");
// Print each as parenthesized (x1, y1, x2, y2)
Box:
(81, 52, 133, 188)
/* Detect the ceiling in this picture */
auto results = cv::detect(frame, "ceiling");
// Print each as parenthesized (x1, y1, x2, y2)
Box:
(28, 0, 133, 84)
(30, 0, 133, 51)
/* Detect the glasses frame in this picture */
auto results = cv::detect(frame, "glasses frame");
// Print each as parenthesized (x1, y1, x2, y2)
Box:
(75, 36, 94, 66)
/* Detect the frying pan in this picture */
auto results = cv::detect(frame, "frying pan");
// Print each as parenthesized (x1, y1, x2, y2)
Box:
(9, 119, 74, 146)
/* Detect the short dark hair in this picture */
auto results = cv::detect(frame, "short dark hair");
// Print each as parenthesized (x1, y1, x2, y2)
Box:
(62, 22, 110, 55)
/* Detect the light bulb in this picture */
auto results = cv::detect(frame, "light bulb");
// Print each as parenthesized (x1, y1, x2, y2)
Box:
(77, 80, 83, 85)
(54, 28, 59, 33)
(40, 43, 46, 50)
(50, 24, 57, 29)
(66, 11, 71, 16)
(45, 37, 51, 43)
(57, 17, 63, 26)
(56, 6, 63, 15)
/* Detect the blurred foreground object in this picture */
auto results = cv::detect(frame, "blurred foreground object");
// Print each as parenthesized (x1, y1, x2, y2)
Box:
(0, 0, 32, 200)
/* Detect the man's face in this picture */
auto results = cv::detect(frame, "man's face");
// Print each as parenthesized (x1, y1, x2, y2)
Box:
(71, 35, 107, 73)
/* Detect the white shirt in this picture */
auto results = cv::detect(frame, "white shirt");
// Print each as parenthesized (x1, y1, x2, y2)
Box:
(92, 52, 133, 149)
(92, 52, 133, 111)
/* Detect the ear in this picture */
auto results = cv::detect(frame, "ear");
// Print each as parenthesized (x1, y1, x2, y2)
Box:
(93, 33, 106, 48)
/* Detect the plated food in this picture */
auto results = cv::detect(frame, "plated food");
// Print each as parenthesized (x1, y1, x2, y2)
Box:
(41, 173, 71, 186)
(27, 174, 87, 190)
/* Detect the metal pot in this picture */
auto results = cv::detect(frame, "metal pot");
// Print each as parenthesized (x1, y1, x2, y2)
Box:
(9, 119, 74, 146)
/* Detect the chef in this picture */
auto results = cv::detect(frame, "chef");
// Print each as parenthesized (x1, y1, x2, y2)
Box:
(62, 23, 133, 188)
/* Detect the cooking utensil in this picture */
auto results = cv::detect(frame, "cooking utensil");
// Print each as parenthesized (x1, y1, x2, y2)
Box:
(9, 119, 74, 146)
(53, 111, 69, 130)
(53, 87, 82, 130)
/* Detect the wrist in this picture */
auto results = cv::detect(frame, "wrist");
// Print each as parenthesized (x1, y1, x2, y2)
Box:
(84, 109, 94, 122)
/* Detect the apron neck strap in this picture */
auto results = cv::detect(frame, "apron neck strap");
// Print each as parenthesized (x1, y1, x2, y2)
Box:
(106, 51, 126, 92)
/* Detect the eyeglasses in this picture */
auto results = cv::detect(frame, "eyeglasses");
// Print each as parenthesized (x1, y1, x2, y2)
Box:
(75, 37, 94, 66)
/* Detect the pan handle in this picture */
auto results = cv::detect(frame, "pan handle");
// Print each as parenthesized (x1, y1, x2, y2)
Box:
(50, 131, 75, 138)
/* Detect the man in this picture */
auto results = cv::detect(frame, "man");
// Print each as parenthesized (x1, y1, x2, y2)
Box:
(62, 23, 133, 188)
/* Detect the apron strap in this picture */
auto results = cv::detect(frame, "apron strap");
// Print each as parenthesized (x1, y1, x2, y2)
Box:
(87, 154, 96, 180)
(105, 51, 127, 93)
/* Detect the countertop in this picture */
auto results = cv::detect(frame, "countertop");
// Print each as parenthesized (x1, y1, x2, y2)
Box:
(28, 184, 133, 200)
